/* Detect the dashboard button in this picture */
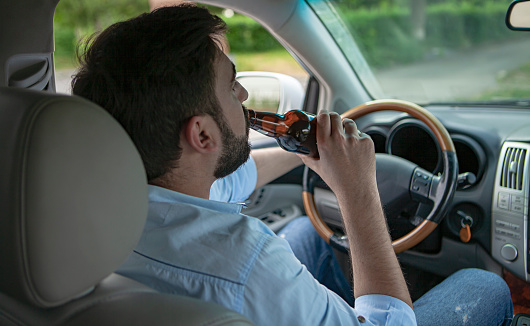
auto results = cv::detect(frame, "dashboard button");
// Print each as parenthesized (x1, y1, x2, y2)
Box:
(495, 220, 509, 228)
(501, 244, 518, 261)
(498, 193, 510, 210)
(512, 204, 524, 214)
(511, 195, 524, 206)
(495, 228, 506, 235)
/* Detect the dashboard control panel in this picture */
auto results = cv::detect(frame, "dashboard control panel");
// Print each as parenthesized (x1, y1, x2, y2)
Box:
(256, 205, 302, 233)
(492, 142, 529, 281)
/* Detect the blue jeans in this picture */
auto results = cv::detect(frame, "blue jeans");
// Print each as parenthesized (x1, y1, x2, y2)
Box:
(278, 217, 514, 326)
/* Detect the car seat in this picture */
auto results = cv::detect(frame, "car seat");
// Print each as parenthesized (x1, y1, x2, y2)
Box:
(0, 87, 254, 326)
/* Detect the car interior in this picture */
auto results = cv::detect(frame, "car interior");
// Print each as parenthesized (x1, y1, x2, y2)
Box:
(1, 0, 530, 324)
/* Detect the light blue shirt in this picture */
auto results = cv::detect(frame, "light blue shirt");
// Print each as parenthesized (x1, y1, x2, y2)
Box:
(116, 159, 416, 325)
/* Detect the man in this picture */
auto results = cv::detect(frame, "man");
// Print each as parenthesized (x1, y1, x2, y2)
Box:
(72, 4, 513, 325)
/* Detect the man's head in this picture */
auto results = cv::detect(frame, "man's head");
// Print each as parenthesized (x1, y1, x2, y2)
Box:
(72, 4, 250, 182)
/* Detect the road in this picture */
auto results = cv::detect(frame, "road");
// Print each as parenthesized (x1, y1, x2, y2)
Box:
(55, 69, 75, 94)
(375, 38, 530, 103)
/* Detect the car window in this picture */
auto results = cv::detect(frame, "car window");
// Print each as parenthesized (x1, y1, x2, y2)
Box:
(53, 2, 309, 96)
(308, 0, 530, 107)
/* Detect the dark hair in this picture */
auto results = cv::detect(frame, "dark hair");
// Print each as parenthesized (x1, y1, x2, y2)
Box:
(72, 4, 227, 181)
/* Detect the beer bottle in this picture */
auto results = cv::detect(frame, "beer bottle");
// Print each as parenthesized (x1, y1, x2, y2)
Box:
(247, 109, 319, 158)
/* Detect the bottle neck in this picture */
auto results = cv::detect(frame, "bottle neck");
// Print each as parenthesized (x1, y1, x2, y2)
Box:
(246, 108, 257, 128)
(246, 109, 288, 136)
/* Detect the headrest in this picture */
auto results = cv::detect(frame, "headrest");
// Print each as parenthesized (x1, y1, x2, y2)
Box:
(0, 88, 148, 308)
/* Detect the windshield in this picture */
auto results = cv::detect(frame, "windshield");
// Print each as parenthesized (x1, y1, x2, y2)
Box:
(308, 0, 530, 106)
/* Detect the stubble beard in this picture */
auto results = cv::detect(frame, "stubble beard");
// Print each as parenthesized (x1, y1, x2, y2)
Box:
(213, 107, 251, 179)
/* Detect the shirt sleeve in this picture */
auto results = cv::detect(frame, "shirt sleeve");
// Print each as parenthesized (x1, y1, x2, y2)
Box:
(355, 295, 417, 325)
(210, 156, 257, 203)
(242, 234, 417, 326)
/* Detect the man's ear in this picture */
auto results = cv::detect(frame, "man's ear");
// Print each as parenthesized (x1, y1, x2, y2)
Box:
(184, 115, 220, 153)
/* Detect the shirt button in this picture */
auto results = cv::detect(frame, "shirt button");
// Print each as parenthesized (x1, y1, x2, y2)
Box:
(357, 315, 366, 323)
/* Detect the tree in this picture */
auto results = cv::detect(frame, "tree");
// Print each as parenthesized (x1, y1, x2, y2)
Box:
(410, 0, 426, 40)
(55, 0, 149, 33)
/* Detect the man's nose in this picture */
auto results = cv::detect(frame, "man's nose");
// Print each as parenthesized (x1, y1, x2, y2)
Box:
(238, 85, 249, 103)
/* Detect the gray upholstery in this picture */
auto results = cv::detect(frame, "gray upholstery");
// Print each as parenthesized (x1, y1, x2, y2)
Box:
(0, 88, 254, 325)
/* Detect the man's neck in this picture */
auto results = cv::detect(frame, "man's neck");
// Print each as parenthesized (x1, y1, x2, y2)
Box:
(150, 170, 214, 199)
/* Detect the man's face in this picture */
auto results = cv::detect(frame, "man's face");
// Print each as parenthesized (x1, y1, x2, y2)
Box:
(212, 52, 251, 179)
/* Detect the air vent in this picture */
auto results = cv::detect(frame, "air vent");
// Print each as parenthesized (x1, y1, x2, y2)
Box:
(500, 147, 527, 190)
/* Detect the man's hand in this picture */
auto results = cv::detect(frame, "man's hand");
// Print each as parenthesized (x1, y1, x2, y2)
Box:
(299, 110, 413, 309)
(299, 110, 375, 199)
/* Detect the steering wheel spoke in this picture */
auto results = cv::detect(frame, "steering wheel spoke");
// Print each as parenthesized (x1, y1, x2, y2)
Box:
(410, 168, 436, 203)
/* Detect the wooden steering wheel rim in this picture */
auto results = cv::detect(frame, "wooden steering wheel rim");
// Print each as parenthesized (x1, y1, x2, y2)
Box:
(303, 99, 456, 254)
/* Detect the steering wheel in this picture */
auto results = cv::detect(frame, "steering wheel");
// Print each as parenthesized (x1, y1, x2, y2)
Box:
(302, 99, 458, 253)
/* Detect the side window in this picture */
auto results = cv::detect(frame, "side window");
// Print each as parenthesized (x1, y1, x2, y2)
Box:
(53, 0, 150, 94)
(53, 1, 309, 97)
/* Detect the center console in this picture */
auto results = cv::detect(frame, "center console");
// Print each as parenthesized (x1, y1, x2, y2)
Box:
(492, 141, 530, 281)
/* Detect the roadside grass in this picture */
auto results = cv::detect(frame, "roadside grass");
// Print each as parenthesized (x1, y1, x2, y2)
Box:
(231, 50, 307, 78)
(55, 54, 78, 70)
(474, 61, 530, 101)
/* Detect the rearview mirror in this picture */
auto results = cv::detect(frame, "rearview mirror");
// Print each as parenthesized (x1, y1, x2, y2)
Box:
(506, 0, 530, 31)
(236, 72, 305, 115)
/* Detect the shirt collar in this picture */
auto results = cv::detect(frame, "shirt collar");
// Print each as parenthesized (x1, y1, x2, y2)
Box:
(148, 185, 244, 214)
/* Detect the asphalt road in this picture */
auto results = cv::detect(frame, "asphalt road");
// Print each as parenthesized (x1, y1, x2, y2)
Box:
(374, 38, 530, 103)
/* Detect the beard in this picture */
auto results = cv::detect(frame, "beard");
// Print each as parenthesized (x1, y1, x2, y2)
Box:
(213, 108, 251, 179)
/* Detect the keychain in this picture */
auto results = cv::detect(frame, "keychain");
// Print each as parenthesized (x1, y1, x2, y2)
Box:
(458, 211, 474, 243)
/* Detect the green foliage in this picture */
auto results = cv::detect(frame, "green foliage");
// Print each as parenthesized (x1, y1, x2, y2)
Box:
(54, 0, 149, 67)
(223, 15, 282, 53)
(335, 0, 399, 10)
(341, 7, 424, 67)
(54, 23, 77, 58)
(53, 0, 514, 70)
(335, 1, 513, 68)
(425, 2, 509, 49)
(223, 1, 511, 67)
(55, 0, 149, 30)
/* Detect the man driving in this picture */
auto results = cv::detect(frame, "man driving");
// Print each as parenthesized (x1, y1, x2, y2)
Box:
(71, 4, 513, 325)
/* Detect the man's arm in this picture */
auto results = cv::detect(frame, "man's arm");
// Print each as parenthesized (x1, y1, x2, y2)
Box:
(299, 111, 413, 308)
(251, 147, 303, 189)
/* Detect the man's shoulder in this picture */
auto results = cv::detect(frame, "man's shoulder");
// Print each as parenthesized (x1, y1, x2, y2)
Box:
(118, 206, 295, 317)
(146, 197, 275, 238)
(138, 199, 279, 279)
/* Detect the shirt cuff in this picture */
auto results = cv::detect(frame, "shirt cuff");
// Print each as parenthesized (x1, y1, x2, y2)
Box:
(355, 294, 417, 325)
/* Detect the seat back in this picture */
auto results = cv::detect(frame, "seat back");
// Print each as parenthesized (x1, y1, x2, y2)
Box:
(0, 88, 254, 326)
